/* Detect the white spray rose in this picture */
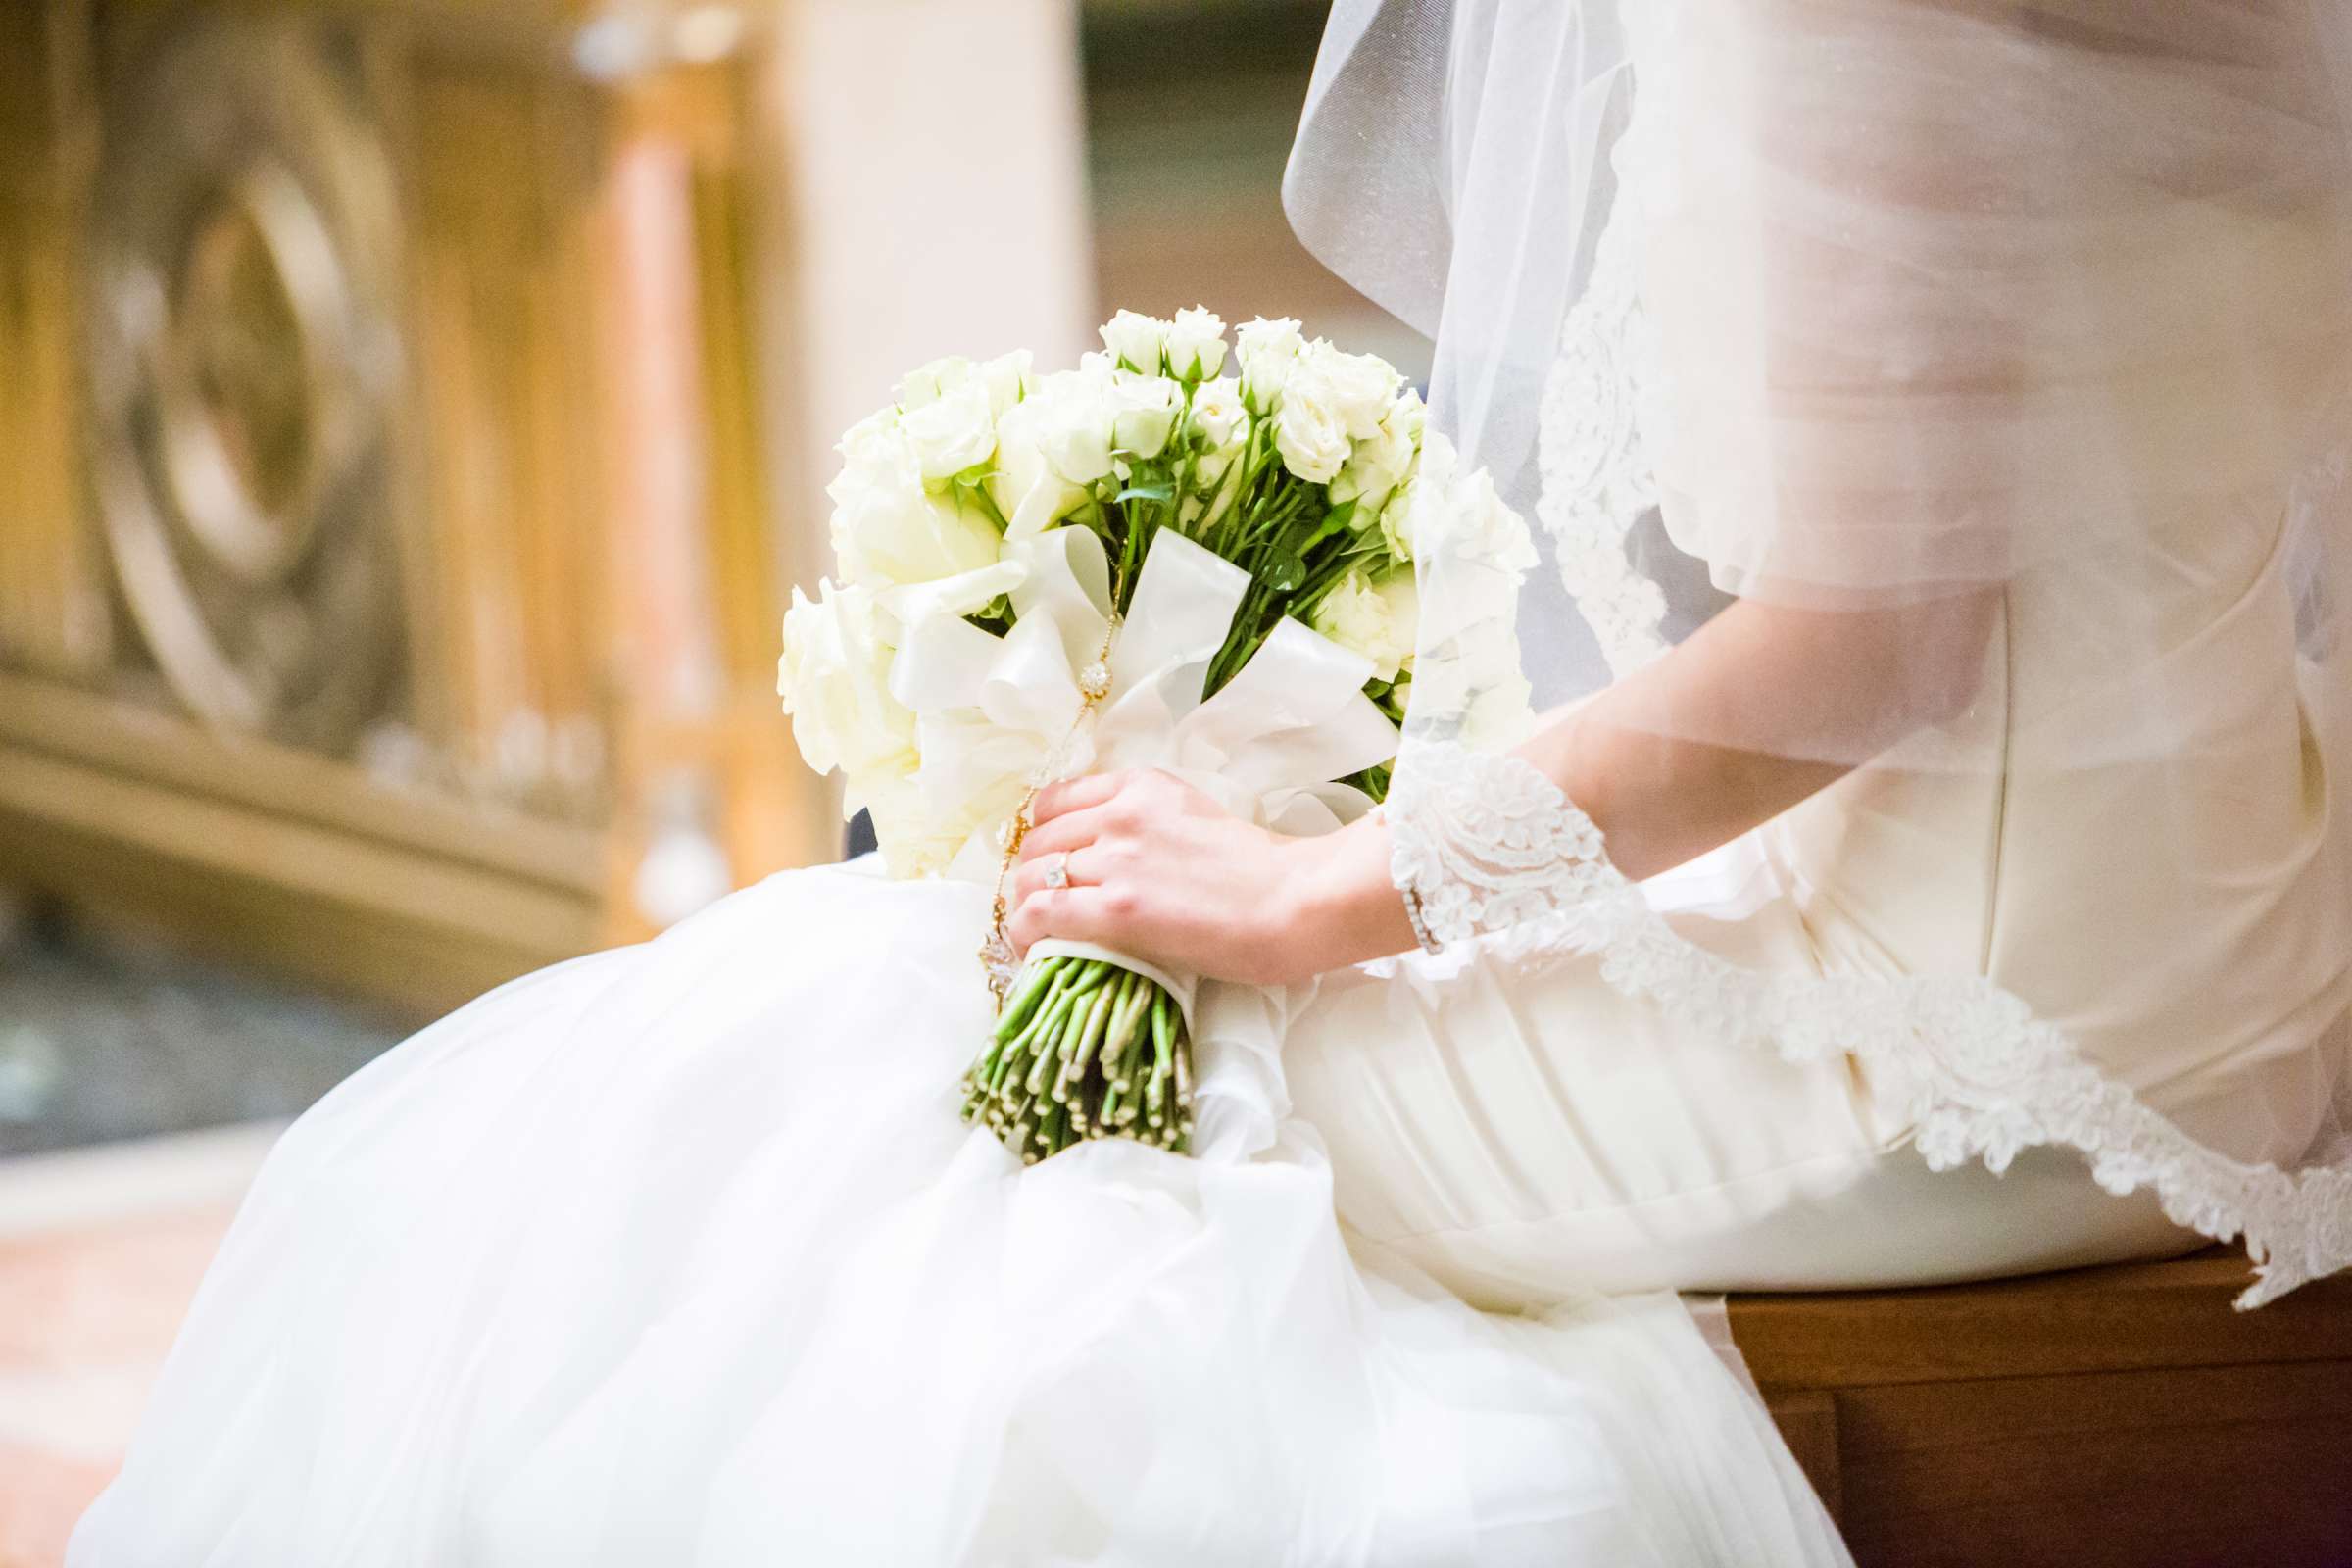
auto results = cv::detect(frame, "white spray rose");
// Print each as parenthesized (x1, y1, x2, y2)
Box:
(1396, 432, 1538, 578)
(858, 768, 986, 880)
(895, 356, 967, 410)
(835, 404, 906, 477)
(1100, 309, 1171, 373)
(1453, 463, 1540, 576)
(1330, 387, 1423, 519)
(1109, 371, 1181, 461)
(1166, 306, 1228, 381)
(1188, 375, 1250, 489)
(1027, 368, 1118, 486)
(827, 411, 1003, 586)
(1190, 375, 1247, 450)
(1377, 475, 1420, 564)
(897, 379, 998, 481)
(898, 350, 1031, 419)
(1235, 316, 1304, 410)
(971, 349, 1034, 417)
(989, 400, 1088, 536)
(1299, 340, 1403, 440)
(1388, 384, 1427, 444)
(1272, 386, 1350, 484)
(830, 483, 1002, 590)
(1308, 566, 1419, 684)
(776, 580, 918, 783)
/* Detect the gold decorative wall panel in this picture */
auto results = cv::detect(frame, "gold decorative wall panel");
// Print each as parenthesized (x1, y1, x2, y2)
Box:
(0, 0, 829, 1017)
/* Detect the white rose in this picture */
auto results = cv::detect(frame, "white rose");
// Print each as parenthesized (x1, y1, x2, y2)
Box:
(897, 380, 998, 481)
(853, 767, 977, 880)
(1300, 340, 1403, 439)
(1455, 463, 1540, 575)
(827, 420, 1002, 586)
(900, 356, 984, 413)
(1100, 309, 1171, 373)
(1387, 384, 1427, 447)
(1166, 305, 1228, 381)
(971, 349, 1034, 417)
(1307, 566, 1419, 684)
(835, 404, 909, 478)
(1188, 375, 1250, 493)
(1235, 316, 1303, 410)
(1109, 371, 1181, 461)
(1009, 368, 1117, 487)
(1272, 386, 1350, 484)
(895, 356, 968, 410)
(776, 580, 917, 783)
(989, 395, 1090, 536)
(899, 350, 1032, 419)
(1399, 432, 1537, 577)
(1189, 375, 1247, 450)
(1330, 396, 1419, 517)
(1376, 477, 1419, 564)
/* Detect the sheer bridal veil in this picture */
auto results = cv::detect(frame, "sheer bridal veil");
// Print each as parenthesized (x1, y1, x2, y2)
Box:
(1288, 0, 2352, 1302)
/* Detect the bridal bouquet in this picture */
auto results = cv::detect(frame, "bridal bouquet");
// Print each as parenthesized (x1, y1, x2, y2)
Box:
(780, 308, 1519, 1162)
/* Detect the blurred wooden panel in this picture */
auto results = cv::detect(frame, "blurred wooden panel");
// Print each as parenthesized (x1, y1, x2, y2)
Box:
(1732, 1249, 2352, 1387)
(1732, 1251, 2352, 1568)
(0, 2, 110, 685)
(0, 0, 832, 1014)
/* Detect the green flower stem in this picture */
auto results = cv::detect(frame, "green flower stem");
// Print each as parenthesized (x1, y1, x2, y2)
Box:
(995, 961, 1061, 1039)
(1039, 978, 1114, 1099)
(1104, 977, 1152, 1062)
(976, 971, 1070, 1091)
(964, 962, 1200, 1159)
(1056, 973, 1125, 1102)
(1065, 971, 1130, 1087)
(989, 983, 1067, 1094)
(1145, 1011, 1173, 1121)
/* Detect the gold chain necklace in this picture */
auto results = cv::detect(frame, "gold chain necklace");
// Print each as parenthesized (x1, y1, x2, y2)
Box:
(977, 619, 1119, 1007)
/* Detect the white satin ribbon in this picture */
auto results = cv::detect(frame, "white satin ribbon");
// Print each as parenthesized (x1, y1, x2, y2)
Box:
(886, 527, 1401, 1024)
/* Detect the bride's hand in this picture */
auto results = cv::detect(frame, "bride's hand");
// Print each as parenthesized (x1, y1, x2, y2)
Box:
(1006, 770, 1416, 987)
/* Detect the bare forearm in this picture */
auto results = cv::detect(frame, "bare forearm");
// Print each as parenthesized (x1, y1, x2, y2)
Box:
(1278, 588, 1997, 975)
(1517, 590, 1996, 881)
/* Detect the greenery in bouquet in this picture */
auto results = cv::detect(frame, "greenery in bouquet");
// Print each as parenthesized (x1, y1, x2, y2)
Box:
(780, 307, 1457, 1164)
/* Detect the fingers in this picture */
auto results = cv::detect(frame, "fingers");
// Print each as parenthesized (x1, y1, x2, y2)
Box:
(1031, 771, 1130, 827)
(1009, 842, 1104, 906)
(1017, 803, 1119, 865)
(1007, 886, 1132, 956)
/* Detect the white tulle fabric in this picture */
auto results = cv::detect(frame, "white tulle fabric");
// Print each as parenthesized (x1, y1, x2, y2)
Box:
(1300, 0, 2352, 1308)
(70, 866, 1845, 1566)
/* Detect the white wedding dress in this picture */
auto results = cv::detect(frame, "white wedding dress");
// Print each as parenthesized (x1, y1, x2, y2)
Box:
(73, 1, 2352, 1563)
(68, 858, 1851, 1565)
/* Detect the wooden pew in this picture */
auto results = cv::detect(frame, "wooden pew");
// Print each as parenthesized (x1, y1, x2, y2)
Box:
(1727, 1250, 2352, 1566)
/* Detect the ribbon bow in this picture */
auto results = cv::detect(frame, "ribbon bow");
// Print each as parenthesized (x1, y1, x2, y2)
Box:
(885, 527, 1399, 1016)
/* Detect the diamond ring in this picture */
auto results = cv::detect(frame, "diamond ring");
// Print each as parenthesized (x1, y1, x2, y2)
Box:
(1044, 852, 1071, 890)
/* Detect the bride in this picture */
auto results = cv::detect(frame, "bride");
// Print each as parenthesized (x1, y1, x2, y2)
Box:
(74, 1, 2352, 1563)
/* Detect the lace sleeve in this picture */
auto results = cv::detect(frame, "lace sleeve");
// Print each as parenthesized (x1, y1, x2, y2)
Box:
(1379, 735, 2351, 1309)
(1386, 740, 1622, 951)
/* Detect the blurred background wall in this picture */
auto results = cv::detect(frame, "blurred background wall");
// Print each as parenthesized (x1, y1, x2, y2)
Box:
(0, 0, 1396, 1034)
(0, 3, 1420, 1550)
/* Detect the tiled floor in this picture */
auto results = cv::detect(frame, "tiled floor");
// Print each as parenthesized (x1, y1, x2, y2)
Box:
(0, 906, 399, 1564)
(0, 1127, 273, 1568)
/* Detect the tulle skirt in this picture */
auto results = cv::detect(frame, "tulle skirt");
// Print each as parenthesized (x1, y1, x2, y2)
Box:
(70, 861, 1843, 1566)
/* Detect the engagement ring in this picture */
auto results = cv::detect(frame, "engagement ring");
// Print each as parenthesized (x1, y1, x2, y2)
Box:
(1045, 852, 1071, 890)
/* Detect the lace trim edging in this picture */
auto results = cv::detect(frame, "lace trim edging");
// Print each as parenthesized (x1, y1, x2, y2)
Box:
(1388, 743, 2352, 1310)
